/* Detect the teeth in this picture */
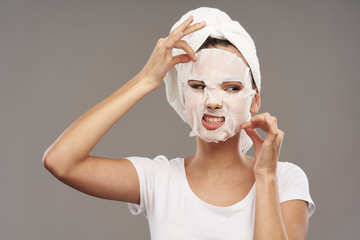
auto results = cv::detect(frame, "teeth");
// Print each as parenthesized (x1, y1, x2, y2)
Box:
(204, 116, 225, 124)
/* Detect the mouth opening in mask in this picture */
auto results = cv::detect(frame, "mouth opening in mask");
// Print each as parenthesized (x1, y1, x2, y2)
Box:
(202, 114, 225, 130)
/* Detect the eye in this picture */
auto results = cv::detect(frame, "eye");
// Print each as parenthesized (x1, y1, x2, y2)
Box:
(221, 81, 244, 92)
(225, 86, 241, 92)
(188, 80, 205, 90)
(191, 84, 205, 89)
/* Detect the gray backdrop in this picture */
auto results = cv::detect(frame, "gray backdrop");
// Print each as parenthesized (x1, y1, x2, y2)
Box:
(1, 0, 359, 239)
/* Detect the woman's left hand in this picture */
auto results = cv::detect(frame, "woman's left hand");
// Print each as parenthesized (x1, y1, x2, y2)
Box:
(240, 113, 284, 178)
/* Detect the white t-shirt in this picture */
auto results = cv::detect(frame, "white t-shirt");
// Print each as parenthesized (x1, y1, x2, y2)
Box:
(127, 155, 316, 240)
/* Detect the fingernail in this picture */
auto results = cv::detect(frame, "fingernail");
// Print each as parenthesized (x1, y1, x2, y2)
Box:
(187, 15, 193, 21)
(177, 32, 183, 38)
(265, 116, 270, 120)
(200, 21, 206, 26)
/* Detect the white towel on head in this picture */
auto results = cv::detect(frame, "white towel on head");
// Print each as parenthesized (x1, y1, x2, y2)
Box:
(164, 7, 261, 153)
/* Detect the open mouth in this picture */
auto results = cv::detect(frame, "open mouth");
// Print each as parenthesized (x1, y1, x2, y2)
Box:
(201, 114, 225, 130)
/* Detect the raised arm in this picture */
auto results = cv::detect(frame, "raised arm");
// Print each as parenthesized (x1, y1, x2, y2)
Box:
(42, 16, 205, 203)
(241, 113, 309, 240)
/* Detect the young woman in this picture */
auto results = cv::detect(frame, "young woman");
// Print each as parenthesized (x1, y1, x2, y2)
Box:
(43, 7, 315, 240)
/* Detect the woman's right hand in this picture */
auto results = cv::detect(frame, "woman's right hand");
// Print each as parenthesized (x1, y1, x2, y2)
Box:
(139, 16, 206, 88)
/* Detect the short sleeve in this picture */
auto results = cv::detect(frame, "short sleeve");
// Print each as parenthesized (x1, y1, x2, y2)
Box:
(277, 162, 316, 218)
(125, 155, 169, 217)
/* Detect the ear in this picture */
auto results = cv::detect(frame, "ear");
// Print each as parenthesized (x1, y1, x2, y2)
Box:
(250, 91, 261, 114)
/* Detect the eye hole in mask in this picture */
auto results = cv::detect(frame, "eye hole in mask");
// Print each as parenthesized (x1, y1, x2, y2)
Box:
(188, 80, 205, 90)
(187, 80, 244, 93)
(221, 81, 244, 93)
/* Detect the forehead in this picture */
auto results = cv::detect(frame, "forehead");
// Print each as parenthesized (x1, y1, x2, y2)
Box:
(188, 48, 250, 82)
(206, 44, 250, 68)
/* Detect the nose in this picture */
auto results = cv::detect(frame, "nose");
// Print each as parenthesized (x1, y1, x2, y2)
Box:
(204, 88, 223, 111)
(206, 102, 223, 111)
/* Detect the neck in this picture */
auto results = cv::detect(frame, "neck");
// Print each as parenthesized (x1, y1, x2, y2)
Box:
(188, 133, 248, 173)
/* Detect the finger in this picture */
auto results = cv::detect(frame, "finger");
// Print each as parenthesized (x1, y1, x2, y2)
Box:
(240, 120, 252, 129)
(263, 115, 279, 142)
(174, 40, 196, 61)
(164, 17, 203, 62)
(250, 112, 271, 122)
(275, 130, 284, 148)
(241, 119, 269, 133)
(170, 15, 194, 38)
(165, 31, 183, 50)
(244, 128, 263, 148)
(172, 54, 191, 65)
(248, 113, 278, 133)
(182, 21, 206, 36)
(164, 16, 194, 50)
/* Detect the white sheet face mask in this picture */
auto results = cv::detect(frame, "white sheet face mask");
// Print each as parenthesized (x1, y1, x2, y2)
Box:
(179, 48, 256, 143)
